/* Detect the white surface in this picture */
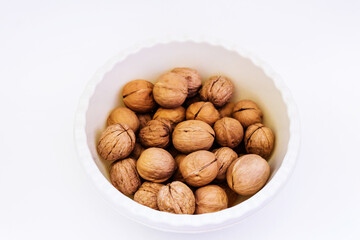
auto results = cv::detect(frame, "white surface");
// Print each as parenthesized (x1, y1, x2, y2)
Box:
(0, 0, 359, 239)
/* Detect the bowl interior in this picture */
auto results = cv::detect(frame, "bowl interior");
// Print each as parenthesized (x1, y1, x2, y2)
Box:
(85, 42, 289, 205)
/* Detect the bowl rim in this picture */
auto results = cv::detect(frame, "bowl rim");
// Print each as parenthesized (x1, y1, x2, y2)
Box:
(74, 36, 300, 232)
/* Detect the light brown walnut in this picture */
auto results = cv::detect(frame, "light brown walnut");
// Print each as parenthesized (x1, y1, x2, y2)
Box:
(109, 158, 141, 195)
(218, 102, 235, 118)
(134, 182, 164, 210)
(139, 119, 172, 148)
(214, 147, 238, 180)
(195, 185, 228, 214)
(199, 76, 234, 107)
(122, 79, 156, 113)
(171, 67, 201, 98)
(186, 101, 220, 126)
(213, 117, 244, 148)
(232, 100, 263, 128)
(244, 123, 274, 159)
(136, 113, 152, 129)
(107, 107, 140, 132)
(153, 106, 185, 128)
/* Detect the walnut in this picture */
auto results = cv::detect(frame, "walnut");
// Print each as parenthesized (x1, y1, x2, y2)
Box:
(195, 185, 228, 214)
(218, 102, 235, 118)
(244, 123, 275, 159)
(107, 107, 140, 132)
(109, 158, 141, 195)
(134, 182, 164, 210)
(218, 183, 238, 207)
(186, 101, 220, 126)
(153, 72, 188, 108)
(136, 113, 152, 129)
(122, 79, 156, 113)
(97, 124, 135, 161)
(179, 150, 218, 187)
(213, 117, 244, 148)
(226, 154, 270, 195)
(129, 143, 145, 160)
(137, 148, 176, 182)
(183, 94, 202, 108)
(214, 147, 238, 180)
(232, 100, 263, 128)
(199, 76, 234, 107)
(153, 106, 185, 128)
(157, 181, 195, 214)
(139, 119, 172, 148)
(172, 154, 186, 182)
(172, 120, 215, 153)
(171, 67, 201, 98)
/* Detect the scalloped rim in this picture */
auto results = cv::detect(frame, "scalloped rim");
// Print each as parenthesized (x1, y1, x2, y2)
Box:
(74, 35, 300, 232)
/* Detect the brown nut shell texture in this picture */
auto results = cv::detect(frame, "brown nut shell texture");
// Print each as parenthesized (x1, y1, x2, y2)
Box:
(153, 106, 186, 127)
(139, 119, 172, 148)
(157, 181, 195, 214)
(110, 158, 141, 195)
(232, 100, 263, 128)
(171, 67, 201, 98)
(244, 123, 274, 159)
(97, 123, 136, 161)
(218, 102, 235, 118)
(214, 147, 238, 180)
(134, 182, 164, 210)
(200, 75, 234, 107)
(186, 101, 220, 126)
(195, 185, 228, 214)
(107, 107, 140, 132)
(122, 79, 156, 113)
(137, 113, 152, 129)
(214, 117, 244, 148)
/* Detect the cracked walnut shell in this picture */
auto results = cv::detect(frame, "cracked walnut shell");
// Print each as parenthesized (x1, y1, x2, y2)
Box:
(245, 123, 274, 159)
(97, 123, 135, 161)
(139, 119, 172, 148)
(199, 75, 234, 107)
(232, 100, 263, 128)
(214, 147, 238, 180)
(107, 107, 140, 132)
(110, 158, 141, 195)
(186, 101, 220, 126)
(122, 79, 156, 113)
(218, 102, 235, 118)
(171, 67, 201, 98)
(153, 106, 185, 127)
(137, 113, 152, 129)
(214, 117, 244, 148)
(195, 185, 228, 214)
(134, 182, 164, 210)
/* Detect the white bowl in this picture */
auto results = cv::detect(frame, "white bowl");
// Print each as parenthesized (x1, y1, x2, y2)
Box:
(74, 37, 300, 233)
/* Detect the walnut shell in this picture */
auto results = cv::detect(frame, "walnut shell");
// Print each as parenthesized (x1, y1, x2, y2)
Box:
(134, 182, 164, 210)
(137, 148, 176, 182)
(232, 100, 263, 128)
(172, 120, 215, 153)
(157, 181, 195, 214)
(218, 183, 238, 207)
(137, 113, 152, 129)
(218, 102, 235, 118)
(183, 94, 202, 108)
(226, 154, 270, 195)
(199, 76, 234, 107)
(97, 124, 135, 161)
(214, 117, 244, 148)
(139, 119, 172, 148)
(171, 67, 201, 98)
(107, 107, 140, 132)
(195, 185, 228, 214)
(172, 154, 186, 182)
(244, 123, 275, 159)
(153, 106, 185, 127)
(110, 158, 141, 195)
(122, 79, 156, 113)
(129, 143, 145, 160)
(186, 101, 220, 126)
(214, 147, 238, 180)
(153, 72, 188, 108)
(179, 150, 218, 187)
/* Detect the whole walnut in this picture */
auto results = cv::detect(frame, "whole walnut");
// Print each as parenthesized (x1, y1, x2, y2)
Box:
(134, 182, 164, 210)
(179, 150, 218, 187)
(195, 185, 228, 214)
(183, 94, 202, 108)
(110, 158, 141, 195)
(214, 147, 238, 180)
(153, 106, 185, 128)
(171, 67, 201, 98)
(153, 72, 188, 108)
(122, 79, 156, 113)
(172, 120, 215, 153)
(218, 102, 235, 118)
(137, 148, 176, 182)
(172, 154, 186, 182)
(97, 124, 135, 161)
(129, 143, 145, 160)
(139, 119, 172, 148)
(186, 101, 220, 126)
(232, 100, 263, 128)
(213, 117, 244, 148)
(244, 123, 275, 159)
(157, 181, 195, 214)
(107, 107, 140, 132)
(218, 183, 238, 207)
(199, 76, 234, 107)
(136, 113, 152, 129)
(227, 154, 270, 195)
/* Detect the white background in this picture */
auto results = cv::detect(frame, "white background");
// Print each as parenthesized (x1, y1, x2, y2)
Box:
(1, 0, 360, 239)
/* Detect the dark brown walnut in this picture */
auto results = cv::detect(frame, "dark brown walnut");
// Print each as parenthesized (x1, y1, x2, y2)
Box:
(157, 181, 195, 214)
(186, 101, 220, 126)
(214, 147, 238, 180)
(110, 158, 141, 195)
(172, 154, 186, 182)
(171, 67, 202, 98)
(227, 154, 270, 195)
(134, 182, 164, 210)
(179, 150, 218, 187)
(136, 113, 152, 129)
(153, 72, 188, 108)
(218, 183, 238, 207)
(213, 117, 244, 148)
(183, 94, 202, 108)
(97, 124, 135, 161)
(122, 79, 156, 113)
(195, 185, 228, 214)
(137, 148, 176, 182)
(218, 102, 235, 118)
(199, 75, 234, 107)
(232, 100, 263, 128)
(244, 123, 275, 159)
(167, 145, 180, 158)
(172, 120, 215, 153)
(153, 106, 185, 128)
(139, 119, 172, 148)
(107, 107, 140, 132)
(129, 143, 145, 160)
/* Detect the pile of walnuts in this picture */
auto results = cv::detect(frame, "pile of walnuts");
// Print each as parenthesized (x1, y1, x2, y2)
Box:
(97, 67, 275, 215)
